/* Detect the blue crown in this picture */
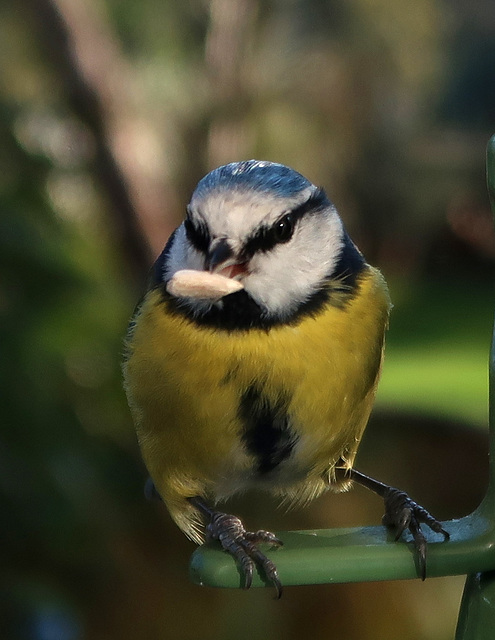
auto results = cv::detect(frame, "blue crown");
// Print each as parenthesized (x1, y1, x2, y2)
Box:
(193, 160, 313, 200)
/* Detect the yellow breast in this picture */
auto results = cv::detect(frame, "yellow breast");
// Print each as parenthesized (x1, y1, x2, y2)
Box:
(123, 266, 390, 536)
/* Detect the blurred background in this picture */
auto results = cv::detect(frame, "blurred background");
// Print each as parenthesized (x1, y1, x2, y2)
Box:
(2, 0, 495, 638)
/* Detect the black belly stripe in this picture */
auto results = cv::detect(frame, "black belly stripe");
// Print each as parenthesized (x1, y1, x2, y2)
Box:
(239, 384, 297, 474)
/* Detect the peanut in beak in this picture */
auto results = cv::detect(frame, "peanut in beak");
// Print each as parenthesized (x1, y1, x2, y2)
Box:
(166, 269, 244, 300)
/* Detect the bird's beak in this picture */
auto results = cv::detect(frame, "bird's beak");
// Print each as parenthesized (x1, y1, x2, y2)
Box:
(207, 238, 248, 280)
(166, 238, 247, 301)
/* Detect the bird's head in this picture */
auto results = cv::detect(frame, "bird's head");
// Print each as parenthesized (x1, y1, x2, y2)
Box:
(159, 160, 352, 322)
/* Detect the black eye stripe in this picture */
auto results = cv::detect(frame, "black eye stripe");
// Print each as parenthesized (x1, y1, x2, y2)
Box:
(242, 187, 329, 259)
(290, 187, 328, 218)
(184, 216, 210, 254)
(184, 187, 329, 258)
(241, 218, 292, 257)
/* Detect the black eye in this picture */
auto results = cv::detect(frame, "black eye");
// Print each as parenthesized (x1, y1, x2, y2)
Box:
(273, 213, 295, 244)
(241, 211, 298, 259)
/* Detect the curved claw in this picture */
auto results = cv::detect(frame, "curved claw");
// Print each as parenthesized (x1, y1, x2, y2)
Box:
(383, 487, 448, 580)
(204, 509, 283, 596)
(241, 537, 283, 598)
(271, 573, 283, 600)
(347, 469, 450, 580)
(407, 514, 428, 580)
(237, 547, 254, 590)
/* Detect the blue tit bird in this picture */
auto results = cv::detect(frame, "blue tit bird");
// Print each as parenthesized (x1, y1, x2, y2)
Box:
(123, 160, 449, 597)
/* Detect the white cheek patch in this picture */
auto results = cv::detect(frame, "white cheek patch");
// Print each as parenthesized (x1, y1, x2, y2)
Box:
(244, 208, 344, 317)
(166, 269, 244, 300)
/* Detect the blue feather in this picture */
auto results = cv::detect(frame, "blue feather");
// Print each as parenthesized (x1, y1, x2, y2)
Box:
(193, 160, 312, 199)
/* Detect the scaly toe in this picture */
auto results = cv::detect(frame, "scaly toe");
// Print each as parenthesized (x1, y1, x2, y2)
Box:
(206, 511, 283, 596)
(383, 487, 448, 579)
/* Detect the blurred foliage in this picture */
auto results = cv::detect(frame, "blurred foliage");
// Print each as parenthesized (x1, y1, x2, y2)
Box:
(2, 0, 495, 638)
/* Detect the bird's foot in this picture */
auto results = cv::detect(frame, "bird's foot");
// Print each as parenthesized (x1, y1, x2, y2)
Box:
(382, 487, 450, 580)
(206, 511, 284, 598)
(346, 469, 450, 580)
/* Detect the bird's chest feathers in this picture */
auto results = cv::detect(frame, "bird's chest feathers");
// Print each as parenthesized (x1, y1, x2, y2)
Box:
(126, 280, 387, 486)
